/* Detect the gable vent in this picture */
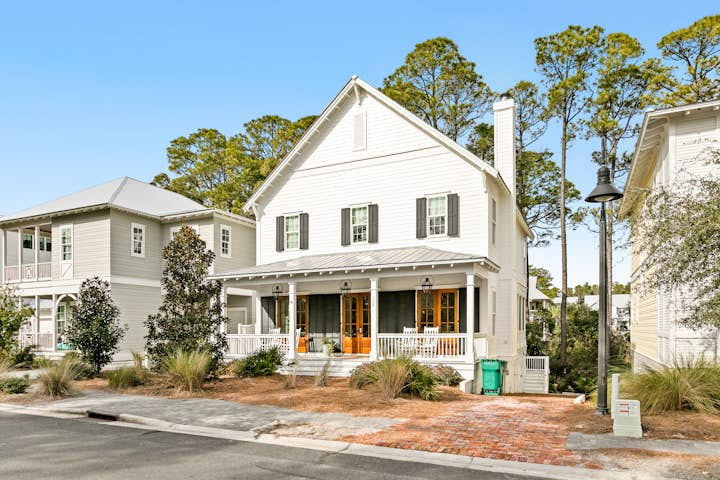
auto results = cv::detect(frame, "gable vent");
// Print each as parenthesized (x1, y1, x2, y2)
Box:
(353, 112, 367, 150)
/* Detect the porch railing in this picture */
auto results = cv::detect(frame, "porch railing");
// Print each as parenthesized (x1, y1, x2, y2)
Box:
(377, 333, 467, 360)
(18, 332, 55, 351)
(4, 263, 51, 282)
(226, 333, 290, 358)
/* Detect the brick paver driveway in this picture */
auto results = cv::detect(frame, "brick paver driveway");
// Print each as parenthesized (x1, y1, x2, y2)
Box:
(342, 395, 603, 469)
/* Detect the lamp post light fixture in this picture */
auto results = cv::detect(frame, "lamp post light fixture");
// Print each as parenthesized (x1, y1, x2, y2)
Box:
(340, 281, 352, 297)
(272, 285, 283, 300)
(585, 165, 624, 416)
(421, 277, 434, 296)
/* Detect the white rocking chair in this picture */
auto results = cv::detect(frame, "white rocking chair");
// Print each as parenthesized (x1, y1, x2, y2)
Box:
(418, 326, 439, 358)
(399, 327, 418, 357)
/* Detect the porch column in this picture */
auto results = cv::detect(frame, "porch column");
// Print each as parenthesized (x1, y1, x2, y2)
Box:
(219, 285, 227, 335)
(287, 282, 297, 361)
(34, 226, 39, 280)
(254, 293, 262, 335)
(466, 273, 475, 363)
(51, 294, 57, 352)
(370, 277, 379, 360)
(17, 229, 21, 279)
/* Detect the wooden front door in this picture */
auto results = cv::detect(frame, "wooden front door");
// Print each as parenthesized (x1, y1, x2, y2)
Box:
(342, 293, 371, 354)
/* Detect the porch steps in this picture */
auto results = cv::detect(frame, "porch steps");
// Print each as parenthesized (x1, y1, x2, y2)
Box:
(283, 356, 367, 377)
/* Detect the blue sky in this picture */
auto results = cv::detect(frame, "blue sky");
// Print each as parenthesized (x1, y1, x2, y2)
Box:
(0, 1, 715, 287)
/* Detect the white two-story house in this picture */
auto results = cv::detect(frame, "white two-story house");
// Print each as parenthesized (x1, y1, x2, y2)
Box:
(621, 99, 720, 370)
(0, 177, 255, 363)
(214, 77, 532, 392)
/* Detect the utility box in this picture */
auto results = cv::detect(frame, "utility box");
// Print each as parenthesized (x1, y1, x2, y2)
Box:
(481, 359, 506, 395)
(613, 399, 642, 438)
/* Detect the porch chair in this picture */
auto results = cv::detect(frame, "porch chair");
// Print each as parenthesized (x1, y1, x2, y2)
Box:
(418, 326, 439, 358)
(399, 327, 418, 357)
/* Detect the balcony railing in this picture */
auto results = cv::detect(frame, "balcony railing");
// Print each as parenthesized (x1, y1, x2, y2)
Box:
(18, 332, 55, 351)
(4, 263, 51, 283)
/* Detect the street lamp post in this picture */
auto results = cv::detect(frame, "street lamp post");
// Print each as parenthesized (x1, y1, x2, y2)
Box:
(585, 165, 623, 416)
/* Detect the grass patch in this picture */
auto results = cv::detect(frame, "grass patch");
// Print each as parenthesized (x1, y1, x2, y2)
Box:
(163, 349, 211, 392)
(624, 357, 720, 414)
(38, 356, 83, 398)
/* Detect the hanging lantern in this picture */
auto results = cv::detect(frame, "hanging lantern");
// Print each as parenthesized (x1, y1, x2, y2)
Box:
(272, 284, 283, 300)
(340, 280, 352, 297)
(421, 277, 433, 295)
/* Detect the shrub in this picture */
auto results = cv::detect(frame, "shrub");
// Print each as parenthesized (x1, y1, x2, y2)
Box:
(63, 352, 96, 380)
(624, 357, 720, 414)
(107, 367, 144, 390)
(407, 363, 440, 401)
(315, 361, 331, 387)
(163, 349, 211, 392)
(373, 358, 411, 399)
(432, 365, 463, 386)
(8, 346, 35, 369)
(38, 356, 83, 398)
(281, 367, 298, 389)
(348, 362, 376, 389)
(234, 348, 283, 377)
(0, 375, 30, 394)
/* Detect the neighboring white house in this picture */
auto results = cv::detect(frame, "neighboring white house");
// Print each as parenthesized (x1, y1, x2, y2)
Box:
(213, 76, 534, 392)
(551, 294, 631, 331)
(528, 276, 552, 321)
(0, 177, 255, 363)
(620, 99, 720, 371)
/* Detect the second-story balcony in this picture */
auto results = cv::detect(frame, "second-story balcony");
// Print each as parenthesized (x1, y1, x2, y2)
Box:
(3, 224, 53, 283)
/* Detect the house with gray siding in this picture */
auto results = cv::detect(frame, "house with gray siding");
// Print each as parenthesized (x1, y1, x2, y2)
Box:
(213, 77, 534, 392)
(0, 177, 255, 363)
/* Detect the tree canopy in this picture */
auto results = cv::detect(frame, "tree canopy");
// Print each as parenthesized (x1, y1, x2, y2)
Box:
(382, 37, 493, 141)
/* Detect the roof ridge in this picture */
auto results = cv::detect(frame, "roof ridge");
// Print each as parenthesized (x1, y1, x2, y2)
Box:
(107, 176, 129, 205)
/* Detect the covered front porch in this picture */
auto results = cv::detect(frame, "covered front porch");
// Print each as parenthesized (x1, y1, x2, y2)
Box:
(216, 248, 497, 378)
(17, 293, 77, 354)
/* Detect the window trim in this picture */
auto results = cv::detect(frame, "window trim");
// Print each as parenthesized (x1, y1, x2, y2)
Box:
(491, 198, 497, 246)
(426, 194, 448, 238)
(284, 214, 300, 251)
(220, 224, 232, 258)
(60, 225, 73, 262)
(131, 223, 146, 258)
(350, 204, 369, 244)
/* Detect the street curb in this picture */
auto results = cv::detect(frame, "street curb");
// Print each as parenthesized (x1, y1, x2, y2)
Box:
(0, 403, 653, 480)
(567, 432, 720, 457)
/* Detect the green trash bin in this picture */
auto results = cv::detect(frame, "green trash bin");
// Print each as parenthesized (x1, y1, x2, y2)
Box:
(481, 359, 506, 395)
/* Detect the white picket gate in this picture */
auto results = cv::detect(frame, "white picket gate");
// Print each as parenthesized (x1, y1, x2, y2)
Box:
(523, 355, 549, 394)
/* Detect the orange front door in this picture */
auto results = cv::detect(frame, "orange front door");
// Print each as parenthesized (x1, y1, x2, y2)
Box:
(342, 293, 371, 354)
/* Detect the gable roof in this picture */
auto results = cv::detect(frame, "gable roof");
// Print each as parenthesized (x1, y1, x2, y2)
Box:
(243, 76, 507, 214)
(528, 276, 550, 301)
(211, 246, 499, 279)
(0, 177, 209, 224)
(619, 99, 720, 218)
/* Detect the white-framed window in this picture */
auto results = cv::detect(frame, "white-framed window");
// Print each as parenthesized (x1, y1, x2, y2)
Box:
(220, 224, 231, 257)
(351, 205, 368, 243)
(131, 223, 145, 257)
(22, 233, 33, 249)
(491, 198, 497, 245)
(39, 236, 52, 252)
(427, 195, 447, 236)
(60, 225, 73, 261)
(284, 215, 300, 250)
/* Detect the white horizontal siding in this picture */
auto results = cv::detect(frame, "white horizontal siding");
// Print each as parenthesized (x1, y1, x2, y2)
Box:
(673, 114, 719, 178)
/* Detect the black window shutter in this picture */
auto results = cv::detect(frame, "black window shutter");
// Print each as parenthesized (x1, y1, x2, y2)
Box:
(416, 198, 427, 239)
(368, 204, 379, 243)
(300, 213, 309, 250)
(275, 216, 285, 252)
(341, 208, 351, 246)
(448, 193, 459, 237)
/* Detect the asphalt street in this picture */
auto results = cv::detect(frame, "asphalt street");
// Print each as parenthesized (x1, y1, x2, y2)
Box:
(0, 412, 540, 480)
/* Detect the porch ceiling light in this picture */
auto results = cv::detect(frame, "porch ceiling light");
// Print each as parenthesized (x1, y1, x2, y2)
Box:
(340, 280, 352, 297)
(421, 277, 433, 295)
(272, 284, 283, 300)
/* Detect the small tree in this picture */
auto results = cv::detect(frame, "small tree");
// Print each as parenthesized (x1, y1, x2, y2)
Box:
(0, 286, 34, 356)
(145, 225, 227, 375)
(66, 277, 125, 375)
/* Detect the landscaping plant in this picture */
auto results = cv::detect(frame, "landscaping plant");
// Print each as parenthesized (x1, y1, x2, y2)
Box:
(38, 355, 84, 398)
(234, 347, 283, 377)
(0, 286, 34, 362)
(624, 357, 720, 414)
(65, 277, 125, 375)
(281, 366, 298, 389)
(107, 367, 145, 390)
(0, 375, 30, 394)
(163, 349, 211, 392)
(349, 357, 440, 401)
(145, 226, 227, 376)
(315, 361, 331, 387)
(432, 365, 463, 386)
